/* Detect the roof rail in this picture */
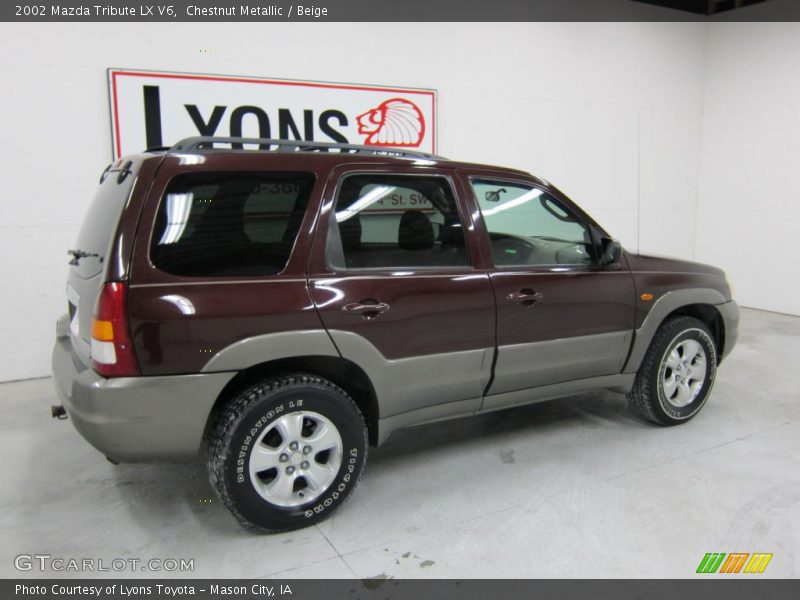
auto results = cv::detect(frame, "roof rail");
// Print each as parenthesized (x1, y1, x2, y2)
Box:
(144, 145, 172, 153)
(169, 136, 446, 160)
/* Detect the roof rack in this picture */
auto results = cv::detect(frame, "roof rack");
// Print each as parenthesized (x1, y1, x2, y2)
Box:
(169, 136, 446, 160)
(144, 145, 172, 153)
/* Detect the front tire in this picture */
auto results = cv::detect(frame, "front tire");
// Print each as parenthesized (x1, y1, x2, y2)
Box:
(208, 374, 368, 532)
(628, 316, 718, 425)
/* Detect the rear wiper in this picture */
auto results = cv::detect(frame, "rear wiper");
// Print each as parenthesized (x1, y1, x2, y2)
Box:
(67, 249, 100, 266)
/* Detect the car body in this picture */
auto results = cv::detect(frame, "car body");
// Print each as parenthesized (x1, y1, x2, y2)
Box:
(52, 137, 739, 531)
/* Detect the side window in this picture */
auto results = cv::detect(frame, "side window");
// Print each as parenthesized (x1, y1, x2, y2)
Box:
(242, 181, 305, 243)
(472, 179, 594, 267)
(329, 175, 470, 270)
(150, 172, 315, 277)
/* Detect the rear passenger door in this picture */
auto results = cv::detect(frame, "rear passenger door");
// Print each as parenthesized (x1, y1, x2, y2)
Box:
(307, 166, 496, 419)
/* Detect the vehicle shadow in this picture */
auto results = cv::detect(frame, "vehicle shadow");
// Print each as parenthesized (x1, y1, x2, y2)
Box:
(107, 389, 645, 537)
(369, 389, 644, 468)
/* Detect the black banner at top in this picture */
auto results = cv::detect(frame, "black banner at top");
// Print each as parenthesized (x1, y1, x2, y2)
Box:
(3, 0, 800, 22)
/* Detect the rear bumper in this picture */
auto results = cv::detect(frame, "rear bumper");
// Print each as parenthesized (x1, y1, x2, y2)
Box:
(717, 300, 740, 362)
(51, 315, 235, 463)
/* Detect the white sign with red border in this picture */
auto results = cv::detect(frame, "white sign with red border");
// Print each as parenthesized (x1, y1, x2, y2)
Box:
(107, 69, 437, 159)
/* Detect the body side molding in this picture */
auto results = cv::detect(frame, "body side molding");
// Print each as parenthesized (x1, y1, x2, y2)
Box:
(480, 373, 635, 413)
(488, 330, 632, 396)
(201, 329, 340, 372)
(377, 373, 635, 445)
(329, 330, 494, 419)
(201, 328, 493, 422)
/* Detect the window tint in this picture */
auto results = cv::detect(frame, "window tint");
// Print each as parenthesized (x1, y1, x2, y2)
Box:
(151, 172, 314, 277)
(472, 179, 594, 267)
(329, 175, 470, 270)
(72, 166, 136, 279)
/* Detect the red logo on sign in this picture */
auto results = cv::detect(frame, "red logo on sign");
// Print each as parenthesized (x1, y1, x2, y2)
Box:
(357, 98, 426, 147)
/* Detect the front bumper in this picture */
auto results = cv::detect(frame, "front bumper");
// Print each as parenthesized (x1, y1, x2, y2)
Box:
(51, 315, 235, 463)
(717, 300, 740, 362)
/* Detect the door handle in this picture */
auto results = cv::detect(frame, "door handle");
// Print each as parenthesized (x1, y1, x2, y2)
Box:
(506, 288, 543, 307)
(341, 301, 391, 320)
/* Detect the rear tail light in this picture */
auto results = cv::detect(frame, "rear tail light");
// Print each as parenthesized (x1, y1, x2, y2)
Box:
(91, 282, 140, 377)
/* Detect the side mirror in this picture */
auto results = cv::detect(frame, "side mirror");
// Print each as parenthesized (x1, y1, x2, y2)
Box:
(600, 237, 622, 266)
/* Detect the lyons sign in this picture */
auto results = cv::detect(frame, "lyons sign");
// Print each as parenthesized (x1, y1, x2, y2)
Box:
(107, 69, 438, 159)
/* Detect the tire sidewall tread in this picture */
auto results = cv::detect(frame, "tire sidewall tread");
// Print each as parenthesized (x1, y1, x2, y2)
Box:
(207, 374, 368, 533)
(628, 316, 718, 426)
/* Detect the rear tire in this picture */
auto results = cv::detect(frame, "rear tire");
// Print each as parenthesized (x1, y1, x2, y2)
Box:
(207, 374, 368, 533)
(628, 316, 718, 426)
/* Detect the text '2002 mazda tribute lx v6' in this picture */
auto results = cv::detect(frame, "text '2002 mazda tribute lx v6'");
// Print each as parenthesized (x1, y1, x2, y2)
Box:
(52, 137, 739, 532)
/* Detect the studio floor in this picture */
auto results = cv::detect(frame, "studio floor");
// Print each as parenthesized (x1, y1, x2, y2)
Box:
(1, 307, 798, 579)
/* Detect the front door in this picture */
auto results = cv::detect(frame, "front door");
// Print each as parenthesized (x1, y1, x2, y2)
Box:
(464, 175, 636, 400)
(307, 166, 496, 419)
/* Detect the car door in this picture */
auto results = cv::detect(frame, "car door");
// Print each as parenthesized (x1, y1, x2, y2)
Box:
(461, 173, 636, 406)
(307, 165, 496, 420)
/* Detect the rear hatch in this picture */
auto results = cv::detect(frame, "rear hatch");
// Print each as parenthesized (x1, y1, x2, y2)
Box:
(66, 160, 139, 368)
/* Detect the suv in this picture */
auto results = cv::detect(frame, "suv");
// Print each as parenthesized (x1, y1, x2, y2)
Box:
(52, 137, 739, 532)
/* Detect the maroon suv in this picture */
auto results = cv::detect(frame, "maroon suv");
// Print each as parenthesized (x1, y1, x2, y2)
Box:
(52, 137, 739, 532)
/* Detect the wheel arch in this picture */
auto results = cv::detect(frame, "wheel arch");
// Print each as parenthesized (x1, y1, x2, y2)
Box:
(203, 356, 380, 446)
(665, 304, 725, 358)
(623, 288, 729, 374)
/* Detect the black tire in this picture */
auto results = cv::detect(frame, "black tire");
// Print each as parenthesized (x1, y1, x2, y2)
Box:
(628, 316, 718, 426)
(207, 374, 368, 533)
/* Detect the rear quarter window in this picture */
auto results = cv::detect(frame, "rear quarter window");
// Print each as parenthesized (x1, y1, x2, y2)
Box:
(150, 172, 315, 277)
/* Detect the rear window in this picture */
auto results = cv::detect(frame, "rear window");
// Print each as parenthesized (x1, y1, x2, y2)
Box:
(72, 164, 136, 279)
(150, 172, 315, 277)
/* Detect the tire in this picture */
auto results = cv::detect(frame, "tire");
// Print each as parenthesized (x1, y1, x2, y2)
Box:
(628, 316, 718, 426)
(207, 374, 368, 533)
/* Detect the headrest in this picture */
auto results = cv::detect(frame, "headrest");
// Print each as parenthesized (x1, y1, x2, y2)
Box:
(398, 210, 435, 251)
(339, 216, 362, 252)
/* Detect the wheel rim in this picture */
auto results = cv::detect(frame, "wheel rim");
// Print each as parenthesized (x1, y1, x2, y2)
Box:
(659, 337, 708, 408)
(248, 410, 343, 508)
